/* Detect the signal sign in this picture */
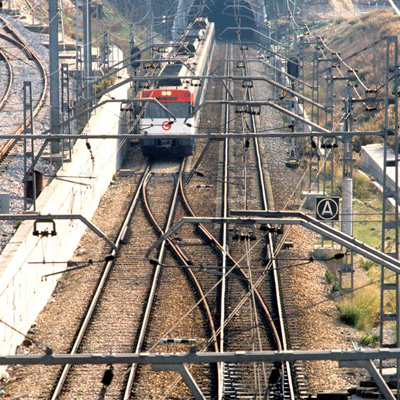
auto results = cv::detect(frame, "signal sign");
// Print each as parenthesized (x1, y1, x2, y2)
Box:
(316, 197, 340, 221)
(162, 121, 172, 131)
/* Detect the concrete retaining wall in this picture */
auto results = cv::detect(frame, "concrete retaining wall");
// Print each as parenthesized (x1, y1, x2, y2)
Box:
(361, 143, 398, 196)
(0, 73, 129, 359)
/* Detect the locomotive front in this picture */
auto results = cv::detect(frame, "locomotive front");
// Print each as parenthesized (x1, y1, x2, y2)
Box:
(139, 88, 195, 157)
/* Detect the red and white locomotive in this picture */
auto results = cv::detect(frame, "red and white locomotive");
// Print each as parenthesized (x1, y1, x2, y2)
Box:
(139, 17, 215, 157)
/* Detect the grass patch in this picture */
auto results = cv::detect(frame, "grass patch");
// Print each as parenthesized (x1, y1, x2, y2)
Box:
(338, 287, 380, 330)
(352, 172, 382, 249)
(325, 270, 335, 285)
(353, 171, 379, 199)
(339, 303, 363, 328)
(331, 282, 340, 293)
(359, 332, 379, 347)
(325, 270, 340, 293)
(360, 259, 375, 271)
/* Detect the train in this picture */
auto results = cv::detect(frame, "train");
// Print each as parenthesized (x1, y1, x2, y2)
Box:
(138, 17, 215, 157)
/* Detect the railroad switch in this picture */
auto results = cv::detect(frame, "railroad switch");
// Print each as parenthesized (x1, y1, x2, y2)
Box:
(233, 226, 256, 241)
(260, 225, 283, 235)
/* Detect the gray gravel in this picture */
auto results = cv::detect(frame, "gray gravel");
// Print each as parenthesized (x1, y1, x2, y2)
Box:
(0, 15, 56, 251)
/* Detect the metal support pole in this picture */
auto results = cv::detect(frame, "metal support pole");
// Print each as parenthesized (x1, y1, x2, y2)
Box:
(322, 65, 334, 197)
(129, 22, 134, 79)
(311, 52, 318, 123)
(103, 32, 109, 71)
(59, 0, 65, 51)
(325, 66, 333, 130)
(308, 136, 320, 193)
(23, 82, 34, 211)
(49, 0, 60, 154)
(61, 63, 71, 161)
(83, 0, 92, 112)
(32, 0, 35, 25)
(39, 0, 42, 25)
(289, 80, 297, 161)
(340, 82, 354, 293)
(380, 36, 400, 399)
(75, 0, 84, 101)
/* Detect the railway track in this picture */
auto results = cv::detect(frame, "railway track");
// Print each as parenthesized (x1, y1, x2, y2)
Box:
(5, 27, 311, 400)
(241, 42, 312, 399)
(157, 40, 301, 398)
(131, 39, 303, 399)
(0, 16, 47, 165)
(47, 159, 219, 399)
(49, 165, 151, 399)
(214, 41, 291, 399)
(131, 161, 219, 399)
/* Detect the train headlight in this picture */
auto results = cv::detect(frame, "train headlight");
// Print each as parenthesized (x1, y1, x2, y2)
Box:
(161, 91, 172, 96)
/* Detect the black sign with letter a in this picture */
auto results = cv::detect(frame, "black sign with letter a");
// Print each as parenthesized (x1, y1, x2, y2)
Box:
(316, 197, 340, 221)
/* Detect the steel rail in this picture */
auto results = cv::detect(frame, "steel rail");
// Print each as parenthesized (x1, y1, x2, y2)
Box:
(242, 45, 295, 400)
(0, 17, 48, 161)
(179, 169, 282, 352)
(0, 49, 12, 110)
(176, 43, 283, 398)
(0, 32, 33, 58)
(123, 162, 195, 399)
(50, 164, 150, 399)
(125, 169, 220, 399)
(217, 41, 232, 400)
(240, 44, 271, 396)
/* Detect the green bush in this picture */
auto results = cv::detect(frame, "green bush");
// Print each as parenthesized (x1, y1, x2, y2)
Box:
(325, 270, 335, 285)
(332, 282, 340, 293)
(359, 333, 379, 347)
(339, 303, 363, 328)
(360, 259, 374, 271)
(338, 287, 380, 330)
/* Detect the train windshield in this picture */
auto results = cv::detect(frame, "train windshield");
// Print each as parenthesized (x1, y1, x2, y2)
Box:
(143, 102, 192, 119)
